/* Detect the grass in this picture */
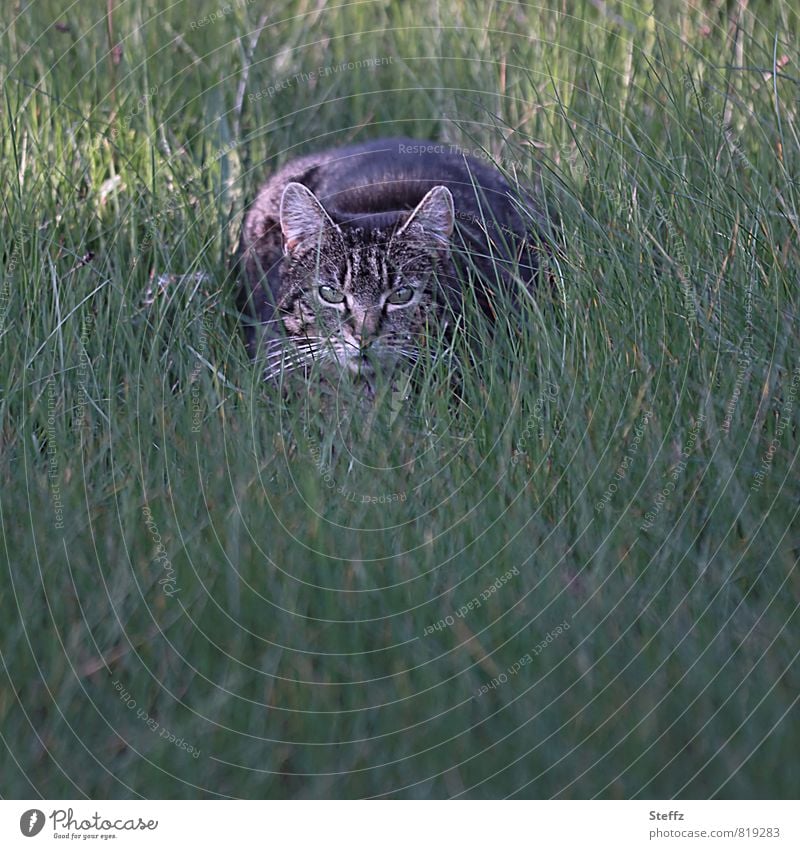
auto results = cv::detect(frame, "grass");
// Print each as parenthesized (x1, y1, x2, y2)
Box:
(1, 0, 798, 799)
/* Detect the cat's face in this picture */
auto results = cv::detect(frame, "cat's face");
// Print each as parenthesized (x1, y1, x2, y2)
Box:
(270, 182, 454, 381)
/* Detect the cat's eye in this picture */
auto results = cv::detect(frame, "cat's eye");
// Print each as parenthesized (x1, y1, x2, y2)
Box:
(318, 284, 345, 304)
(387, 286, 414, 305)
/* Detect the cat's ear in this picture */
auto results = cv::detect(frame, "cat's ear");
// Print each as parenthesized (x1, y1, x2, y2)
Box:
(394, 185, 455, 254)
(280, 182, 339, 252)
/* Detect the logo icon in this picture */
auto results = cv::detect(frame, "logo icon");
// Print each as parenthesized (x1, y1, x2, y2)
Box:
(19, 810, 45, 837)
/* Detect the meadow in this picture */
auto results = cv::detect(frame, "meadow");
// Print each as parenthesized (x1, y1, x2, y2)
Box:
(1, 0, 798, 798)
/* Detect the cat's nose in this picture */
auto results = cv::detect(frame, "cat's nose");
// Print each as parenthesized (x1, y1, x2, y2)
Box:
(350, 309, 380, 349)
(356, 329, 377, 352)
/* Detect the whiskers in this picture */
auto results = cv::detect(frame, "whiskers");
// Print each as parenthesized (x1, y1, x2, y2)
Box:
(260, 336, 330, 382)
(382, 341, 420, 368)
(259, 329, 461, 391)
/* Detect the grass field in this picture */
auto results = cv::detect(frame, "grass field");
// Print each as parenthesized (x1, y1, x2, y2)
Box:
(1, 0, 798, 799)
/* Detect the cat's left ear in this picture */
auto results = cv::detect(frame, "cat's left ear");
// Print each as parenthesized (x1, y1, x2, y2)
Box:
(280, 182, 339, 252)
(393, 185, 454, 255)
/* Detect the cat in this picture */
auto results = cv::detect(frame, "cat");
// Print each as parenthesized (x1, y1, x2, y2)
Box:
(236, 137, 551, 383)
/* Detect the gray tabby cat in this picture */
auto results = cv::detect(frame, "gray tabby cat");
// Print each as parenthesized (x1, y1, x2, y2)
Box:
(237, 137, 549, 382)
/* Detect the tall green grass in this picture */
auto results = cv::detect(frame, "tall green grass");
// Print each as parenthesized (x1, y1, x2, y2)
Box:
(1, 0, 798, 798)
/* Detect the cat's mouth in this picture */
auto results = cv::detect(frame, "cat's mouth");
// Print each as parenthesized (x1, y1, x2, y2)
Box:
(332, 341, 398, 379)
(342, 348, 386, 379)
(346, 356, 374, 377)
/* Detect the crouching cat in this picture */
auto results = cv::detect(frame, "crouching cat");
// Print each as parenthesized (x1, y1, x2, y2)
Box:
(237, 137, 551, 383)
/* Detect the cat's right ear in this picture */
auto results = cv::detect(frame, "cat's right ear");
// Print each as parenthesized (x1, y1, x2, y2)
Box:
(393, 185, 455, 256)
(280, 183, 339, 253)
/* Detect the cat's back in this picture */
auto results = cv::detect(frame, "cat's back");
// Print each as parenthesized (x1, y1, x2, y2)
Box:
(245, 137, 541, 232)
(298, 138, 517, 218)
